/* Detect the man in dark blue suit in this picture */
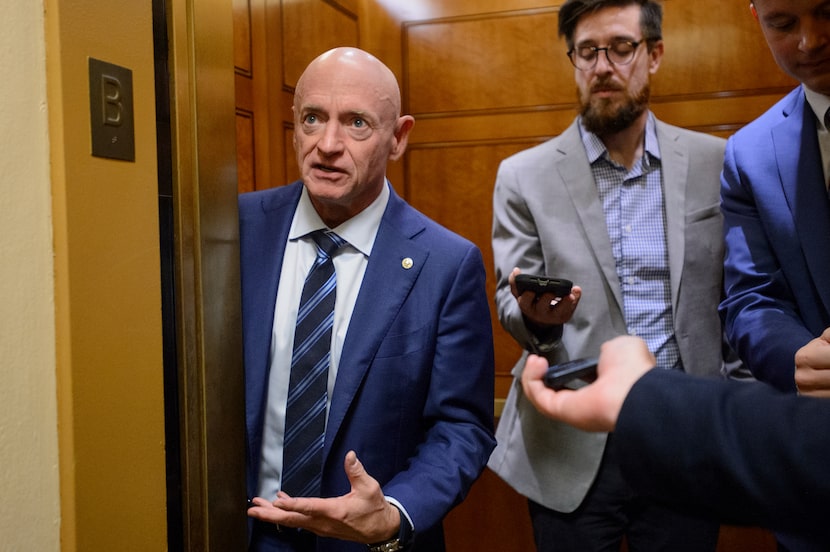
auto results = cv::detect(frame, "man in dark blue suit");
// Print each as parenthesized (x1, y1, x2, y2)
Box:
(240, 47, 495, 551)
(519, 333, 830, 540)
(720, 0, 830, 396)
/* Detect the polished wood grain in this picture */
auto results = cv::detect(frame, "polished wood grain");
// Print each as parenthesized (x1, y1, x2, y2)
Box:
(282, 0, 359, 88)
(236, 109, 256, 193)
(404, 9, 567, 115)
(234, 0, 280, 190)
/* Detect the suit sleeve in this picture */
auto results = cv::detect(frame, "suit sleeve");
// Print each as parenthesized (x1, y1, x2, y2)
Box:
(491, 158, 563, 352)
(381, 243, 496, 533)
(719, 137, 812, 391)
(616, 370, 830, 537)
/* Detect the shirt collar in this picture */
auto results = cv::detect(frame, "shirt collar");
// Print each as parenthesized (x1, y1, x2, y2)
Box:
(289, 181, 389, 257)
(579, 111, 661, 167)
(804, 86, 830, 131)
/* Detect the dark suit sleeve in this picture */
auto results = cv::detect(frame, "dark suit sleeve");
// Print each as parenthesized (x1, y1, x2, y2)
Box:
(615, 369, 830, 538)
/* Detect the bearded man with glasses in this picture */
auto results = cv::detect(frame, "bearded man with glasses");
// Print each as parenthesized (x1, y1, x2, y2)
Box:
(487, 0, 735, 550)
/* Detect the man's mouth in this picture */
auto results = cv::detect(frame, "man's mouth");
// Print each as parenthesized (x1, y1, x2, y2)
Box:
(313, 163, 341, 173)
(800, 57, 830, 71)
(592, 82, 622, 94)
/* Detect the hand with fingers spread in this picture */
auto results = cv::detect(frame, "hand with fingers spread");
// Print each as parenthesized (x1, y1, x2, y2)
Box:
(248, 451, 401, 544)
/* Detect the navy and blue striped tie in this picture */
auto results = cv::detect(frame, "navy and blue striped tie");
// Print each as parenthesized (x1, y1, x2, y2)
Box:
(281, 230, 346, 497)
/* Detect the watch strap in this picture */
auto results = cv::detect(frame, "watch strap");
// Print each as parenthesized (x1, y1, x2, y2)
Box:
(367, 506, 412, 551)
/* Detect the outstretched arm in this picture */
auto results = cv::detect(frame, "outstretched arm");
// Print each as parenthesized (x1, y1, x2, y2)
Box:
(522, 334, 830, 537)
(521, 335, 654, 432)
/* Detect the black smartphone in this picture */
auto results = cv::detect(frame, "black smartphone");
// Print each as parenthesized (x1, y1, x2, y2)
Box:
(543, 357, 598, 390)
(515, 274, 573, 298)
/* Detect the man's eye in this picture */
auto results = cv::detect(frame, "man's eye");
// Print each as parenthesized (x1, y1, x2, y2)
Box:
(577, 47, 597, 60)
(304, 114, 318, 124)
(611, 42, 634, 55)
(353, 118, 365, 128)
(766, 16, 796, 30)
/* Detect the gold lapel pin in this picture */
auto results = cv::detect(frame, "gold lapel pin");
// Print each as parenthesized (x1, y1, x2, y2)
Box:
(401, 257, 414, 270)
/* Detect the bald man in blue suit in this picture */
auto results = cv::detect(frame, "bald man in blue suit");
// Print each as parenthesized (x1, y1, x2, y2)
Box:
(241, 48, 495, 552)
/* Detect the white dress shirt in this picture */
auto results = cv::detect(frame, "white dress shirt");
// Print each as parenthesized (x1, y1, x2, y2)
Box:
(256, 183, 389, 500)
(804, 86, 830, 188)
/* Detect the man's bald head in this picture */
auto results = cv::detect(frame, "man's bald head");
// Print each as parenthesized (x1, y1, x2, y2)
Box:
(295, 47, 402, 120)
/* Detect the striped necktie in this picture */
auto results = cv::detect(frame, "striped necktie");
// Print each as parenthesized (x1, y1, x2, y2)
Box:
(281, 229, 346, 497)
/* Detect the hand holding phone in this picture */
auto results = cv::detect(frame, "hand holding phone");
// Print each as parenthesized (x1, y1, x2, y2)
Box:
(543, 357, 598, 390)
(515, 274, 573, 298)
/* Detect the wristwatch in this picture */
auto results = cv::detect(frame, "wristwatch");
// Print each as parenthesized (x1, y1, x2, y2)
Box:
(367, 539, 402, 552)
(367, 505, 412, 552)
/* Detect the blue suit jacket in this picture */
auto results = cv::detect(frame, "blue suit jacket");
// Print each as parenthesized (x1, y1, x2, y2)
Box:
(720, 86, 830, 392)
(617, 369, 830, 539)
(239, 181, 496, 551)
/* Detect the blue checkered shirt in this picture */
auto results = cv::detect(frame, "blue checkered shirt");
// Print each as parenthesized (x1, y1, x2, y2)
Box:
(579, 114, 681, 371)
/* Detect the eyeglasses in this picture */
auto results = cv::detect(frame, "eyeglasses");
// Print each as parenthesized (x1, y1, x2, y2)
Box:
(567, 39, 644, 71)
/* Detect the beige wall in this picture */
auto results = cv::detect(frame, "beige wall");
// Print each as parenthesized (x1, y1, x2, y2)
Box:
(0, 1, 61, 550)
(46, 0, 167, 547)
(0, 0, 172, 549)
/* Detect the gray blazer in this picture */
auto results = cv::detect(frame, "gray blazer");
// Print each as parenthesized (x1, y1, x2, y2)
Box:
(487, 117, 727, 512)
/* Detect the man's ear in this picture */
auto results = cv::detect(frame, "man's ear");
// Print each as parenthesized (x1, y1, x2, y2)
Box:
(389, 115, 415, 161)
(648, 40, 664, 75)
(750, 2, 758, 20)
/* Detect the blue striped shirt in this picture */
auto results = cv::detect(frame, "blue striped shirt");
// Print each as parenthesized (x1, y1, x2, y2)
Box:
(580, 113, 680, 370)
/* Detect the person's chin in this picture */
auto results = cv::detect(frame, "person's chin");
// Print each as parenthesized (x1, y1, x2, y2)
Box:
(797, 64, 830, 95)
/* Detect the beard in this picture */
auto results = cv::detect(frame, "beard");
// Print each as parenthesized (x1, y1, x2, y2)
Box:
(579, 78, 651, 135)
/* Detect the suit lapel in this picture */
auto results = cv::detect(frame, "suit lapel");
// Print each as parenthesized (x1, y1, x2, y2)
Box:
(773, 91, 830, 315)
(557, 122, 624, 314)
(322, 188, 429, 461)
(656, 121, 688, 314)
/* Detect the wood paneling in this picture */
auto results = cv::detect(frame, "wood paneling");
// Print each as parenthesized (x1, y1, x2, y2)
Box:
(234, 0, 276, 190)
(236, 109, 256, 193)
(655, 0, 796, 97)
(404, 9, 566, 115)
(283, 126, 300, 184)
(282, 0, 359, 88)
(445, 467, 535, 551)
(233, 0, 253, 75)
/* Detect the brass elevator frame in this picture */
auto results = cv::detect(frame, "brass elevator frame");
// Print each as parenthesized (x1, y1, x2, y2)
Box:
(166, 0, 247, 548)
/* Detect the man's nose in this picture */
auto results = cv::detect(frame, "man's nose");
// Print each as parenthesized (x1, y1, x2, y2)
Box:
(317, 122, 345, 154)
(799, 18, 829, 53)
